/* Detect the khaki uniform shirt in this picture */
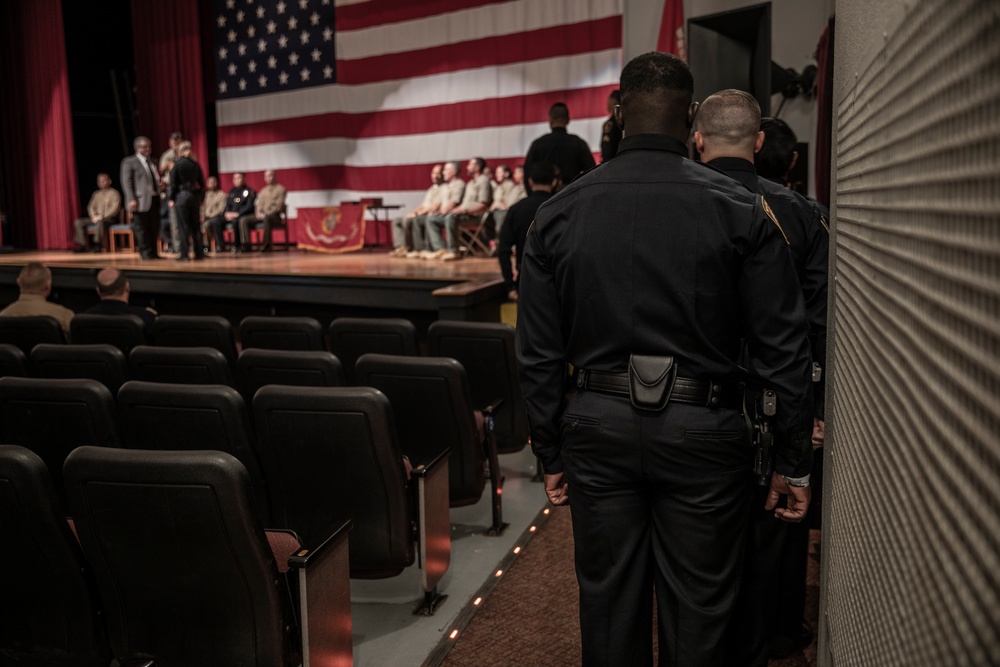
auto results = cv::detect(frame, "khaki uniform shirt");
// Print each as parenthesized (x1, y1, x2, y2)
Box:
(505, 183, 527, 208)
(255, 183, 287, 216)
(0, 294, 75, 339)
(419, 183, 444, 212)
(459, 174, 492, 210)
(442, 179, 465, 208)
(492, 181, 514, 209)
(200, 189, 228, 219)
(88, 188, 122, 221)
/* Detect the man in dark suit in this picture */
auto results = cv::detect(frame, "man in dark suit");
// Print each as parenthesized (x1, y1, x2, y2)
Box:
(120, 136, 162, 260)
(523, 102, 595, 192)
(516, 52, 814, 666)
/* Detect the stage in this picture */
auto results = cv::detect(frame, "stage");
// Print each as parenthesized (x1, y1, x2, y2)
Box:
(0, 247, 509, 336)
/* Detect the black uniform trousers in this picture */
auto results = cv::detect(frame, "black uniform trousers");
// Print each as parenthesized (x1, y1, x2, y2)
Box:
(131, 208, 160, 259)
(562, 389, 754, 667)
(174, 191, 203, 258)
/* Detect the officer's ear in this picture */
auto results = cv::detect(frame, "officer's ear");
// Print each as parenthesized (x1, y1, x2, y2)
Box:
(753, 131, 765, 153)
(693, 131, 706, 157)
(687, 101, 700, 130)
(613, 104, 623, 130)
(789, 151, 799, 172)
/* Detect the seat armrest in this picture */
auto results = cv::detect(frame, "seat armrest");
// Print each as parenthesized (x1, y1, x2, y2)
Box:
(288, 520, 353, 667)
(413, 448, 451, 596)
(410, 447, 449, 478)
(480, 398, 504, 420)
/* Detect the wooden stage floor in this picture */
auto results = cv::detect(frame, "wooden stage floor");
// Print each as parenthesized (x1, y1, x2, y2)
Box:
(0, 247, 508, 327)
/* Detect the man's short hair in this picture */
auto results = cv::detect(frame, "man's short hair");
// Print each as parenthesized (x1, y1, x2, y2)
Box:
(472, 157, 486, 172)
(549, 102, 570, 124)
(177, 140, 192, 155)
(697, 89, 761, 146)
(529, 160, 557, 186)
(96, 268, 128, 297)
(170, 131, 184, 141)
(620, 52, 694, 104)
(16, 262, 51, 293)
(133, 136, 151, 150)
(756, 118, 798, 179)
(608, 89, 621, 103)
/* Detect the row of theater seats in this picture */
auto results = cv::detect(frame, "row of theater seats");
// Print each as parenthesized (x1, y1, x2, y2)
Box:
(0, 314, 529, 454)
(0, 443, 352, 666)
(0, 316, 525, 663)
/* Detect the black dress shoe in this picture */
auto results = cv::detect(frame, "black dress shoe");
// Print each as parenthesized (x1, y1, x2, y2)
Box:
(258, 243, 272, 253)
(231, 246, 242, 255)
(73, 245, 88, 254)
(193, 254, 205, 261)
(176, 256, 190, 262)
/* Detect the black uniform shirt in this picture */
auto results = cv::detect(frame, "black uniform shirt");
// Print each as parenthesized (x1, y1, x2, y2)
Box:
(168, 157, 205, 201)
(600, 114, 623, 163)
(523, 127, 596, 192)
(516, 133, 814, 477)
(708, 157, 830, 417)
(225, 184, 257, 217)
(499, 190, 552, 293)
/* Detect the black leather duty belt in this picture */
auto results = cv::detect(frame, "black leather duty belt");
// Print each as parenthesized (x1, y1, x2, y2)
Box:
(575, 369, 742, 409)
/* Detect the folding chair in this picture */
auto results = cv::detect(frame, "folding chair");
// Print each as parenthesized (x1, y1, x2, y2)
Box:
(456, 211, 495, 257)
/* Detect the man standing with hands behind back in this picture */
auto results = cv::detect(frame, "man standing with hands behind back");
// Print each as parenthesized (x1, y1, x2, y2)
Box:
(120, 136, 161, 260)
(516, 52, 814, 666)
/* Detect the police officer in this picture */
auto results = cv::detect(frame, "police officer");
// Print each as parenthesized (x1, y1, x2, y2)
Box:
(215, 173, 256, 254)
(599, 89, 623, 162)
(516, 52, 814, 666)
(694, 89, 830, 666)
(167, 141, 205, 261)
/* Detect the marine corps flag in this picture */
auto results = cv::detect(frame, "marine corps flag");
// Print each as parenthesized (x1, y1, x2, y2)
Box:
(657, 0, 686, 60)
(296, 203, 367, 253)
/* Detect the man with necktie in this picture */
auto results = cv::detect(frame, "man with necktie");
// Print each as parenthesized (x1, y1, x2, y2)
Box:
(120, 136, 162, 260)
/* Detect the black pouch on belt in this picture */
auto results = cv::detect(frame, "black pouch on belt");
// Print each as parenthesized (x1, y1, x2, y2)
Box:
(627, 354, 677, 411)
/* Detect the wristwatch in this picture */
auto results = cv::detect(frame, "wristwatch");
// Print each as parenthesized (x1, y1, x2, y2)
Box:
(783, 474, 810, 488)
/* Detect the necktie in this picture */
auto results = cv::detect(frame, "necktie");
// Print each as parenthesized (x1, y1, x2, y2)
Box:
(146, 159, 158, 187)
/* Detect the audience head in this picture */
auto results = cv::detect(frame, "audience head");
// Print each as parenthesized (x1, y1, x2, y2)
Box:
(96, 173, 112, 189)
(232, 172, 245, 188)
(513, 165, 524, 184)
(528, 160, 558, 192)
(495, 164, 511, 183)
(176, 140, 192, 158)
(133, 136, 152, 157)
(694, 89, 762, 162)
(617, 52, 695, 142)
(607, 89, 621, 115)
(206, 176, 219, 190)
(264, 169, 276, 185)
(95, 267, 129, 301)
(548, 102, 570, 128)
(443, 162, 460, 181)
(16, 263, 53, 297)
(430, 164, 443, 183)
(756, 117, 799, 181)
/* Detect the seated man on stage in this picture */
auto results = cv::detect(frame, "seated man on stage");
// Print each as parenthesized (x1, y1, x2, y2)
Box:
(488, 164, 514, 239)
(72, 173, 122, 253)
(391, 164, 443, 257)
(214, 172, 255, 254)
(425, 157, 491, 261)
(199, 176, 227, 253)
(238, 169, 287, 253)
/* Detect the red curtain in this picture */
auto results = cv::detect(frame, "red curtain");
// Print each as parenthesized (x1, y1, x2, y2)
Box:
(0, 0, 80, 249)
(814, 16, 835, 210)
(130, 0, 209, 179)
(656, 0, 686, 60)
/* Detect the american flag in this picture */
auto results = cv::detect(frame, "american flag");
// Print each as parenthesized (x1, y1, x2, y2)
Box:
(214, 0, 623, 216)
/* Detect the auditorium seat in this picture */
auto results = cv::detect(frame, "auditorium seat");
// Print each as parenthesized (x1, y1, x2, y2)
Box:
(236, 348, 345, 402)
(239, 315, 325, 351)
(327, 316, 419, 383)
(0, 343, 28, 378)
(31, 343, 130, 393)
(0, 315, 66, 353)
(356, 354, 506, 534)
(253, 385, 450, 614)
(70, 313, 147, 354)
(129, 344, 235, 387)
(428, 320, 529, 453)
(152, 314, 239, 367)
(0, 377, 121, 506)
(0, 445, 111, 665)
(116, 380, 268, 517)
(64, 446, 353, 666)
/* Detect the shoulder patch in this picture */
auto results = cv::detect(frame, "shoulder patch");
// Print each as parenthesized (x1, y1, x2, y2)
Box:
(761, 195, 789, 245)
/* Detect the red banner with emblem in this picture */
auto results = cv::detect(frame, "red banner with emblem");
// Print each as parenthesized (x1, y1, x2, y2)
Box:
(296, 204, 368, 253)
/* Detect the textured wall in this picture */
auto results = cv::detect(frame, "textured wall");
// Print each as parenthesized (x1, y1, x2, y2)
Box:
(822, 1, 1000, 665)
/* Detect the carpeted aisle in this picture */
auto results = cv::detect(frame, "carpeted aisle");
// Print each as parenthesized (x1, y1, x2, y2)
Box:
(441, 506, 820, 666)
